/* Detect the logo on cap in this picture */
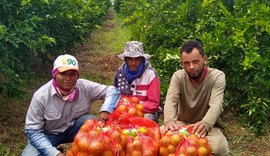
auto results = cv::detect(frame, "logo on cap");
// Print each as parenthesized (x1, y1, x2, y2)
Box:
(61, 58, 77, 66)
(53, 54, 79, 72)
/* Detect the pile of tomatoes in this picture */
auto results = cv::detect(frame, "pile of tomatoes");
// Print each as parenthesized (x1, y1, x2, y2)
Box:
(66, 119, 126, 156)
(160, 127, 212, 156)
(122, 125, 160, 156)
(114, 96, 144, 118)
(67, 96, 213, 156)
(66, 119, 161, 156)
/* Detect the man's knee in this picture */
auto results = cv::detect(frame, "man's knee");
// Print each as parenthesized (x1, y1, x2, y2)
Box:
(213, 136, 229, 155)
(22, 142, 40, 156)
(207, 128, 229, 156)
(144, 113, 158, 122)
(75, 114, 96, 126)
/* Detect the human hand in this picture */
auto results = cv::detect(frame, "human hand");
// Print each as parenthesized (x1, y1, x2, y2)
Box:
(56, 152, 65, 156)
(165, 122, 180, 132)
(98, 111, 110, 123)
(191, 121, 208, 138)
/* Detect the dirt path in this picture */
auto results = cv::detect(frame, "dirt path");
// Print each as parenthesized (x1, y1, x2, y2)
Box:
(75, 11, 122, 84)
(73, 9, 125, 116)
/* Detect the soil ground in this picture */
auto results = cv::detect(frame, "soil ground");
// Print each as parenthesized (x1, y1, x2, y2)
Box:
(0, 9, 269, 156)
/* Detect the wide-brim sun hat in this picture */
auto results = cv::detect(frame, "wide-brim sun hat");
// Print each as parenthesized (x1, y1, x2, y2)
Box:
(117, 41, 152, 59)
(53, 54, 79, 72)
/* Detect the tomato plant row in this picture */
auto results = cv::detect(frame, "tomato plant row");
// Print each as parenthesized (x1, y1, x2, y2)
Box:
(0, 0, 111, 97)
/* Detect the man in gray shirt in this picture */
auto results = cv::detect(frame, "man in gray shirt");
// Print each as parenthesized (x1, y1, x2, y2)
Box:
(22, 54, 120, 156)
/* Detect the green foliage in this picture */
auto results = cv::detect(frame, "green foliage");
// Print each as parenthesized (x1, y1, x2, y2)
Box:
(152, 48, 180, 103)
(0, 64, 25, 98)
(196, 0, 270, 135)
(116, 0, 270, 135)
(0, 144, 10, 156)
(0, 0, 111, 98)
(241, 97, 269, 134)
(113, 0, 122, 13)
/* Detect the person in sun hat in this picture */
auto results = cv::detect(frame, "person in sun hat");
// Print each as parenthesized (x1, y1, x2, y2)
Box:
(114, 41, 161, 122)
(22, 54, 120, 156)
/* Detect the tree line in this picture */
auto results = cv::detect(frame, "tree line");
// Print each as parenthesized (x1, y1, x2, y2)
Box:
(0, 0, 111, 96)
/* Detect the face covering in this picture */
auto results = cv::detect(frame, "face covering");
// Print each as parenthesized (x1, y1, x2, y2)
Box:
(124, 59, 145, 83)
(51, 68, 79, 102)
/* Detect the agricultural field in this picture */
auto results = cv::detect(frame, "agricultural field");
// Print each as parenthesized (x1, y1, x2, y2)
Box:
(1, 0, 270, 155)
(1, 9, 270, 156)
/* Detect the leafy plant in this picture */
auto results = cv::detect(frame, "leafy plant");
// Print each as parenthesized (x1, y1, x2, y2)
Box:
(0, 0, 111, 98)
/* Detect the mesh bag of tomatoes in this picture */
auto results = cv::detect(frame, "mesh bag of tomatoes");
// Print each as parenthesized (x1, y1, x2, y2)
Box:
(66, 119, 127, 156)
(112, 96, 144, 118)
(125, 133, 159, 156)
(109, 115, 161, 156)
(160, 126, 212, 156)
(107, 111, 161, 142)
